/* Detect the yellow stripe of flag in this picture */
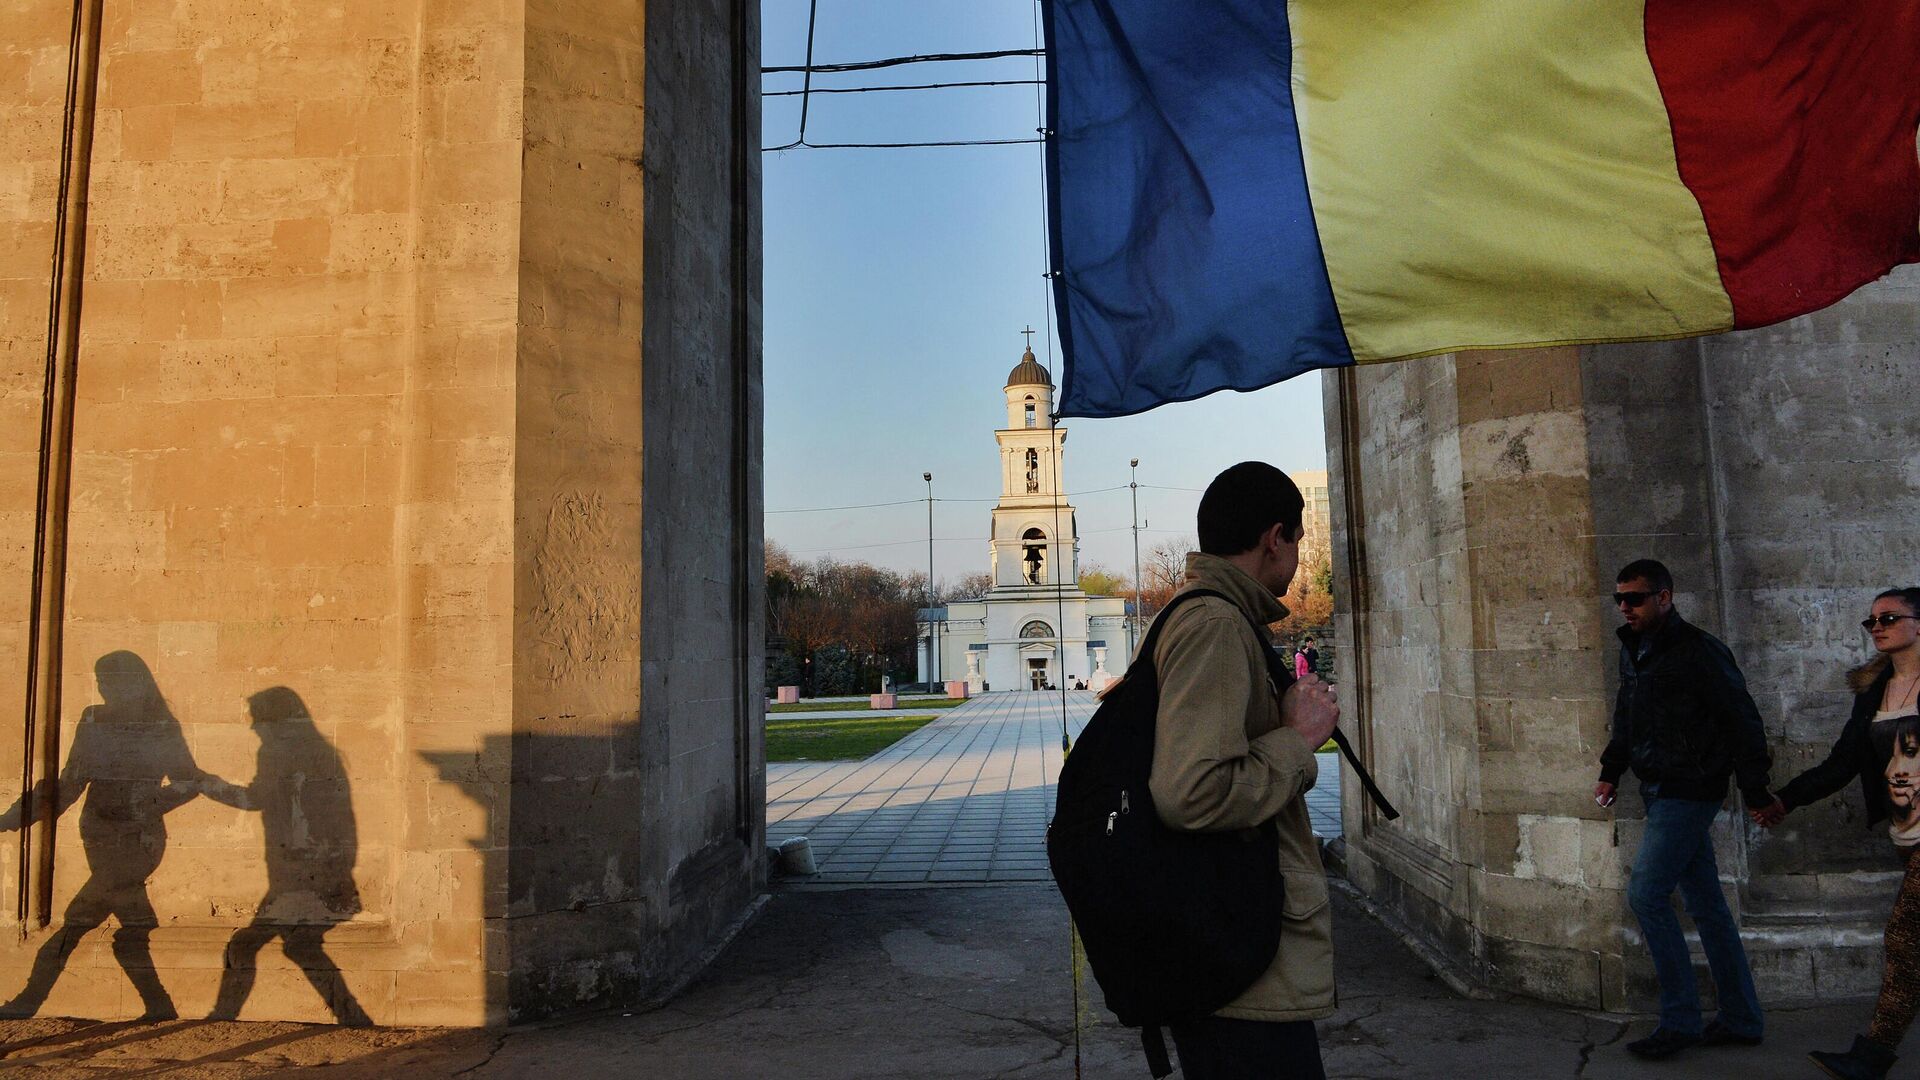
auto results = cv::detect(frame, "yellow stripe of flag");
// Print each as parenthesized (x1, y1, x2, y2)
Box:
(1289, 0, 1735, 363)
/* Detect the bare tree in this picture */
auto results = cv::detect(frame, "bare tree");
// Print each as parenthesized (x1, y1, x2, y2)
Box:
(944, 572, 994, 603)
(1138, 537, 1197, 619)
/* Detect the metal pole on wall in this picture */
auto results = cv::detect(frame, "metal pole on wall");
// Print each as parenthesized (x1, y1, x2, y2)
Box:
(1129, 458, 1142, 659)
(925, 471, 936, 692)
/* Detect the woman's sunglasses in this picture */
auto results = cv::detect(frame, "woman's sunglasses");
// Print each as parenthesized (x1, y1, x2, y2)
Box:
(1862, 613, 1920, 630)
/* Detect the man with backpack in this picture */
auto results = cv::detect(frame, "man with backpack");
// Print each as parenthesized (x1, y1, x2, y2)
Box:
(1147, 462, 1341, 1078)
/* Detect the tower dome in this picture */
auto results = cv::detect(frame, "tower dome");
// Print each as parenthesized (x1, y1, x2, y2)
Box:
(1005, 347, 1052, 389)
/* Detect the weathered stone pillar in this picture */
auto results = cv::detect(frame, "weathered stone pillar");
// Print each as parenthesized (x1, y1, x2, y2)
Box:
(0, 0, 761, 1025)
(1327, 268, 1920, 1010)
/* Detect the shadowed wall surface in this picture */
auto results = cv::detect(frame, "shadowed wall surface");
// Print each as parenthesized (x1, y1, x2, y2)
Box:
(1327, 267, 1920, 1011)
(0, 0, 761, 1024)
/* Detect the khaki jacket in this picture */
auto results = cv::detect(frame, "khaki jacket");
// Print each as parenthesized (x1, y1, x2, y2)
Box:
(1144, 553, 1333, 1022)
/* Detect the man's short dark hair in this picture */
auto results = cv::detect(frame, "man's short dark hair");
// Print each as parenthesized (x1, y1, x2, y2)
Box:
(1616, 559, 1674, 593)
(1198, 462, 1305, 556)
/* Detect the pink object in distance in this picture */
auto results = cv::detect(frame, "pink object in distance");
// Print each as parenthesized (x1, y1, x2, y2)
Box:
(776, 686, 800, 704)
(944, 680, 969, 699)
(869, 694, 898, 709)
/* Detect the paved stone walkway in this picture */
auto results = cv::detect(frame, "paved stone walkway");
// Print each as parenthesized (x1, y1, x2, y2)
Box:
(0, 886, 1870, 1077)
(766, 691, 1344, 885)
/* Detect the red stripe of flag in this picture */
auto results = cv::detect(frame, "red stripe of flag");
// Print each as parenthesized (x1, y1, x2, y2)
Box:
(1646, 0, 1920, 329)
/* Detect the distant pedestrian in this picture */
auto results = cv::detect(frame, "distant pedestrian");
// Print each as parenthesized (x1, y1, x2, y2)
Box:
(1302, 637, 1320, 677)
(1752, 586, 1920, 1080)
(1595, 559, 1771, 1061)
(1293, 645, 1310, 680)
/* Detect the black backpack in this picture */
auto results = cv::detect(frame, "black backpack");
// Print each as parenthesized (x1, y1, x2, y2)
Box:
(1046, 589, 1399, 1077)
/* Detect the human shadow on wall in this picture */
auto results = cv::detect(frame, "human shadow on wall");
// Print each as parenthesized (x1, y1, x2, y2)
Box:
(201, 687, 371, 1026)
(0, 651, 206, 1019)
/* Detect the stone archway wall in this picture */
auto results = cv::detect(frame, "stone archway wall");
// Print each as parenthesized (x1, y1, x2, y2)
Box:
(0, 0, 762, 1026)
(1327, 269, 1920, 1011)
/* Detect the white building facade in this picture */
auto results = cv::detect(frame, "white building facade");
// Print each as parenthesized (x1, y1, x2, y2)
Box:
(918, 350, 1131, 692)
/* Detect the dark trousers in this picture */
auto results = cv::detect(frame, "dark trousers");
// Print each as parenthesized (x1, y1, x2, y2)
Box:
(1167, 1017, 1324, 1080)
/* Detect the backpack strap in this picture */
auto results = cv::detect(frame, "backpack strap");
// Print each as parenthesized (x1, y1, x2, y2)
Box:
(1127, 588, 1233, 678)
(1242, 613, 1401, 821)
(1325, 727, 1399, 820)
(1141, 1025, 1173, 1079)
(1138, 588, 1400, 821)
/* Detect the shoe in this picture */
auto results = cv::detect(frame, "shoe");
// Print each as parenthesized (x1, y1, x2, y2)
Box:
(1700, 1020, 1762, 1047)
(1626, 1028, 1701, 1060)
(1809, 1035, 1898, 1080)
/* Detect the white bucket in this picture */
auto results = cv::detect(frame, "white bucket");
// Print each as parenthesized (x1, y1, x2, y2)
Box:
(776, 836, 817, 875)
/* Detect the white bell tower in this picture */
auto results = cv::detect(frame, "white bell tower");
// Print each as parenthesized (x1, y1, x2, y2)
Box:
(990, 339, 1077, 590)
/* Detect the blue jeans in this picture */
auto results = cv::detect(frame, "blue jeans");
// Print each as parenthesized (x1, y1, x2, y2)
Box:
(1627, 795, 1764, 1038)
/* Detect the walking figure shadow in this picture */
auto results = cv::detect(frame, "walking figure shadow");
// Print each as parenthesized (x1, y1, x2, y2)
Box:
(202, 687, 370, 1026)
(0, 651, 206, 1019)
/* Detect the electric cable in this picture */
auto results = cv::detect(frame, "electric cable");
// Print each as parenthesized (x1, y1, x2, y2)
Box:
(766, 487, 1127, 514)
(795, 0, 820, 145)
(763, 48, 1043, 75)
(763, 40, 1050, 151)
(784, 537, 976, 555)
(765, 137, 1042, 152)
(764, 78, 1043, 97)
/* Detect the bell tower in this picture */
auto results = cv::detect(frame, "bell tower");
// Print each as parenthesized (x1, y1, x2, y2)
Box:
(990, 340, 1078, 589)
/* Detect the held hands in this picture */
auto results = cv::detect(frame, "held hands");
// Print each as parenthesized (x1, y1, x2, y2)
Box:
(1748, 795, 1788, 829)
(1281, 674, 1339, 751)
(1593, 781, 1616, 808)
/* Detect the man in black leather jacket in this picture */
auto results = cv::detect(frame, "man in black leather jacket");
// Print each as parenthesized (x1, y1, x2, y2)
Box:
(1593, 559, 1772, 1062)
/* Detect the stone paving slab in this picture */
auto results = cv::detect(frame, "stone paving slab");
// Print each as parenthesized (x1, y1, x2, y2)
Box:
(768, 691, 1347, 886)
(764, 707, 948, 720)
(766, 691, 1094, 885)
(0, 885, 1875, 1077)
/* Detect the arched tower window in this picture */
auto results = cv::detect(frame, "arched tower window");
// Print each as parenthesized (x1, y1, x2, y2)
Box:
(1024, 448, 1040, 493)
(1021, 528, 1047, 584)
(1024, 395, 1037, 429)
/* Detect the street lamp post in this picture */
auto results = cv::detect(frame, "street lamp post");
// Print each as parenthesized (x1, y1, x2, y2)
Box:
(1121, 455, 1136, 657)
(1129, 458, 1142, 658)
(924, 471, 936, 692)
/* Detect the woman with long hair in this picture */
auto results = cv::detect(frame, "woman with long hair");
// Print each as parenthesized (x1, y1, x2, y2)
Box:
(1753, 586, 1920, 1079)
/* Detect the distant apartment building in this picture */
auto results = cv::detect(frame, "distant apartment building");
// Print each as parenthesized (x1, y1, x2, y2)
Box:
(1293, 469, 1330, 542)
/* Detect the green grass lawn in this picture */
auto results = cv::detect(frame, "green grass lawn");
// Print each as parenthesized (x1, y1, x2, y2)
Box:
(765, 714, 938, 762)
(766, 697, 966, 714)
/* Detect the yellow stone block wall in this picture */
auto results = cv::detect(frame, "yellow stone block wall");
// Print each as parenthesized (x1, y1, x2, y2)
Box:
(2, 0, 520, 1026)
(3, 0, 760, 1027)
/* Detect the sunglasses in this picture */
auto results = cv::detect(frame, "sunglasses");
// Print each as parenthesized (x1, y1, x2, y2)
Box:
(1612, 591, 1658, 607)
(1862, 613, 1920, 630)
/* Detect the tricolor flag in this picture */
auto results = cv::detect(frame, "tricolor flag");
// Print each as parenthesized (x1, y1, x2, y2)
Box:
(1043, 0, 1920, 418)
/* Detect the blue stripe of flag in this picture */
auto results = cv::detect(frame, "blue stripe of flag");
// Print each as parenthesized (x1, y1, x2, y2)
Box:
(1045, 0, 1354, 419)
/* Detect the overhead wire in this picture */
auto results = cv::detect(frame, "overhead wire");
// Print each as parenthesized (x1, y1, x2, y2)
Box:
(764, 78, 1043, 97)
(763, 48, 1044, 75)
(784, 537, 976, 555)
(766, 486, 1128, 514)
(767, 137, 1042, 151)
(762, 30, 1049, 151)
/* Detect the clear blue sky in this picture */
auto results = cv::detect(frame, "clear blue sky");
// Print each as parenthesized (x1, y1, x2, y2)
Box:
(761, 0, 1328, 581)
